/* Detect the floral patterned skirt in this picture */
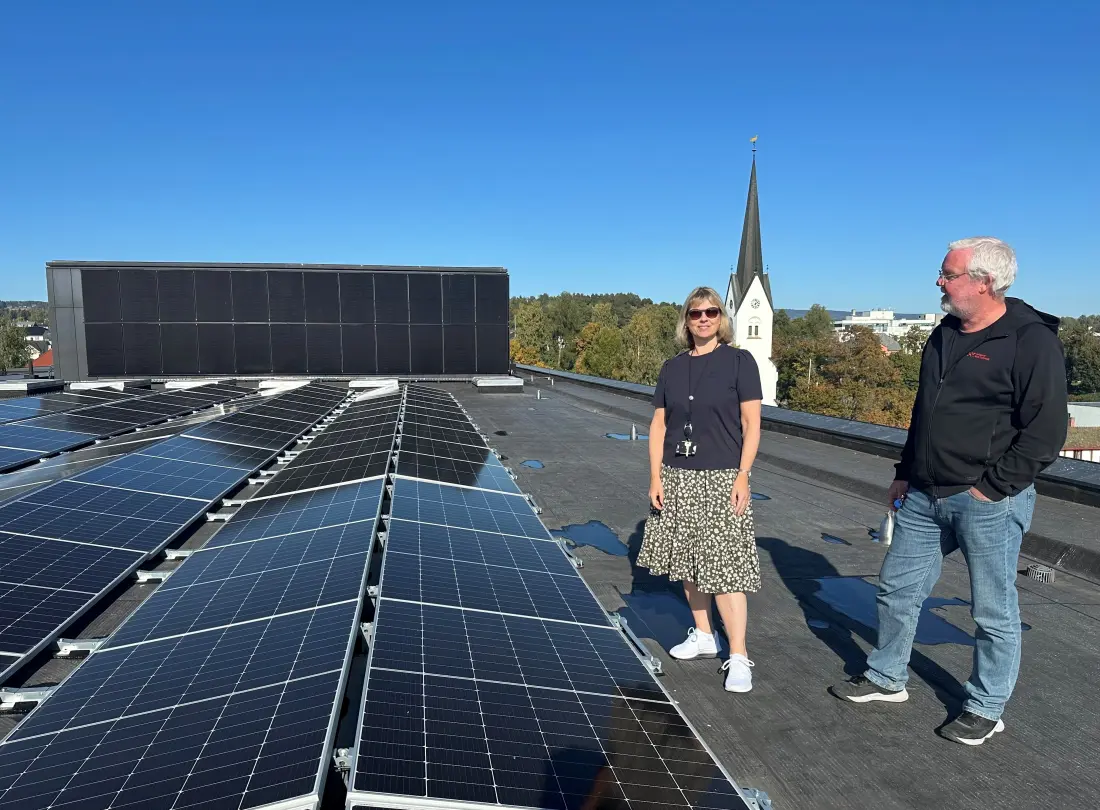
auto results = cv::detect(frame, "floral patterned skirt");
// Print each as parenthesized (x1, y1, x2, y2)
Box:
(637, 465, 761, 595)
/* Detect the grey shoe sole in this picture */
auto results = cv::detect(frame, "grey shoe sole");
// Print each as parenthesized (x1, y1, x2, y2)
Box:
(942, 718, 1005, 746)
(830, 686, 909, 703)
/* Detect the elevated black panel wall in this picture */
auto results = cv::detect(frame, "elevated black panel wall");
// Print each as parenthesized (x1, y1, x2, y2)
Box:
(60, 263, 508, 378)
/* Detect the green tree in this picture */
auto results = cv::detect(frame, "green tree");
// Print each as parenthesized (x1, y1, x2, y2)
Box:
(899, 325, 929, 355)
(621, 304, 680, 384)
(1062, 321, 1100, 395)
(0, 321, 29, 373)
(510, 301, 552, 366)
(591, 302, 618, 330)
(574, 322, 625, 379)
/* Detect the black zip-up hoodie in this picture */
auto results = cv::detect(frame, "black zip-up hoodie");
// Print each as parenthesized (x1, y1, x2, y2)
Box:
(896, 297, 1068, 501)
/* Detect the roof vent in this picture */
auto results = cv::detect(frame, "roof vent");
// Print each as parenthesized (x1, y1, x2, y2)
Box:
(1026, 563, 1055, 584)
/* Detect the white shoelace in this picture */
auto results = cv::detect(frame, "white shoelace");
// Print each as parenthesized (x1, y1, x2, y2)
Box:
(721, 656, 755, 671)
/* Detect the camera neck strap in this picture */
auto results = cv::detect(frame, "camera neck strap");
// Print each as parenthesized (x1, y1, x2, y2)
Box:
(685, 348, 714, 432)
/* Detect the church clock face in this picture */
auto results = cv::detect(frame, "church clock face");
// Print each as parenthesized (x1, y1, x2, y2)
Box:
(750, 299, 761, 309)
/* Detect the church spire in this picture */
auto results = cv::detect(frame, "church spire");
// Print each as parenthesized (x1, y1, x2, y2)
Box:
(730, 143, 772, 309)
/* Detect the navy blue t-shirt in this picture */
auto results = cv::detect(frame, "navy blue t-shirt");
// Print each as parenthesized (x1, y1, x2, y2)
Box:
(652, 344, 763, 470)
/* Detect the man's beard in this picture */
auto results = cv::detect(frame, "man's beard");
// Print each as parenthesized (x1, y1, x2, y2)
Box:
(940, 294, 961, 317)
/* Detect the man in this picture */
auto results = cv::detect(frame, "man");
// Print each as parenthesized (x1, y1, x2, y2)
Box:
(830, 237, 1068, 745)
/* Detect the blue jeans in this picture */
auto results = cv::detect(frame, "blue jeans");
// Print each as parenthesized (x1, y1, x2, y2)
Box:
(865, 485, 1036, 720)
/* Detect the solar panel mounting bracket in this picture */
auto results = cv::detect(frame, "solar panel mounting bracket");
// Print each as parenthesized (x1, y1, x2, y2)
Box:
(608, 613, 663, 675)
(206, 510, 237, 522)
(0, 686, 56, 710)
(56, 637, 106, 657)
(164, 548, 194, 560)
(134, 569, 173, 584)
(359, 622, 372, 644)
(740, 788, 775, 810)
(333, 746, 355, 774)
(556, 538, 584, 569)
(222, 498, 248, 507)
(523, 493, 543, 514)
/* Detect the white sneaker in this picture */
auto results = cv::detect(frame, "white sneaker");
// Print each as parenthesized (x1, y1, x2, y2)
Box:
(721, 654, 755, 692)
(669, 628, 719, 660)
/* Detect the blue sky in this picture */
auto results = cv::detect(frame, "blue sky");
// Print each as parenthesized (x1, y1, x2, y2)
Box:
(1, 1, 1096, 315)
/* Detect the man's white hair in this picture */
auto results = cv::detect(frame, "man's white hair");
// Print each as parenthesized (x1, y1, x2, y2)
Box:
(948, 236, 1017, 297)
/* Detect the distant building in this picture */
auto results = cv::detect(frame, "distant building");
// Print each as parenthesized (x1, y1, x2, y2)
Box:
(724, 152, 778, 406)
(833, 309, 942, 337)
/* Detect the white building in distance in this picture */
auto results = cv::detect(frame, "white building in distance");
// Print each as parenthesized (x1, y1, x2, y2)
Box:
(833, 309, 942, 338)
(725, 152, 778, 406)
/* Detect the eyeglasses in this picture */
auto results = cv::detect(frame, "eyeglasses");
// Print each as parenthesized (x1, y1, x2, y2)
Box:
(938, 271, 966, 283)
(688, 307, 721, 320)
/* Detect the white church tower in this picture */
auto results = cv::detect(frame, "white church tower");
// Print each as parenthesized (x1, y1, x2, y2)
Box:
(725, 147, 779, 406)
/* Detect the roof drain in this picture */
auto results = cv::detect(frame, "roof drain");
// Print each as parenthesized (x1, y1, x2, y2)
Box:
(1026, 563, 1056, 584)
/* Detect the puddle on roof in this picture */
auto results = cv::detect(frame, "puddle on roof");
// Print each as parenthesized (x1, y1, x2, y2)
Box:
(520, 460, 544, 469)
(812, 576, 976, 646)
(821, 533, 852, 546)
(551, 520, 628, 556)
(751, 492, 770, 501)
(617, 590, 726, 654)
(605, 433, 649, 441)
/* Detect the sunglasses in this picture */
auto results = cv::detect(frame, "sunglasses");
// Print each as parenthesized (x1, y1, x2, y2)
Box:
(688, 307, 721, 320)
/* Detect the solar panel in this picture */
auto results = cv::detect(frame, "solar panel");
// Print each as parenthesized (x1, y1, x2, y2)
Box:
(182, 420, 298, 450)
(370, 598, 665, 701)
(397, 434, 502, 464)
(0, 532, 140, 594)
(6, 602, 357, 739)
(255, 453, 392, 500)
(399, 421, 488, 448)
(19, 413, 133, 436)
(385, 518, 574, 577)
(0, 584, 93, 656)
(400, 409, 480, 429)
(0, 483, 209, 552)
(389, 477, 549, 540)
(204, 479, 386, 548)
(0, 448, 40, 469)
(72, 453, 249, 500)
(0, 424, 95, 454)
(135, 436, 276, 470)
(380, 545, 611, 626)
(396, 451, 521, 494)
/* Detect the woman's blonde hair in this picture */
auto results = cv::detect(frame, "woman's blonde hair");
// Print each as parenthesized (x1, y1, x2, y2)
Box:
(675, 286, 733, 349)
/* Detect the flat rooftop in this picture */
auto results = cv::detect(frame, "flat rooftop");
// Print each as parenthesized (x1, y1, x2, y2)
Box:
(451, 377, 1100, 810)
(0, 377, 1096, 809)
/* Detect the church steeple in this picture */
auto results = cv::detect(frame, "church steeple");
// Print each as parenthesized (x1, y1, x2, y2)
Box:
(729, 149, 773, 310)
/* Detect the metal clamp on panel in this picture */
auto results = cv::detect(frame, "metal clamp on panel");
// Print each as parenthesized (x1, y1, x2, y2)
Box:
(741, 788, 774, 810)
(206, 511, 237, 522)
(135, 569, 172, 584)
(0, 686, 56, 711)
(56, 637, 106, 657)
(359, 623, 373, 644)
(333, 746, 355, 775)
(608, 613, 663, 676)
(221, 498, 247, 507)
(524, 494, 543, 514)
(556, 538, 583, 569)
(164, 548, 194, 561)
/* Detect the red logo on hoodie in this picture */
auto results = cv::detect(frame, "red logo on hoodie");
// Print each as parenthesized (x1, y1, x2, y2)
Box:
(968, 351, 990, 361)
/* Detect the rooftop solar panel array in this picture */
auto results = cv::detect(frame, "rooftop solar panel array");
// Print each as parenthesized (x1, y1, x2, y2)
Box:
(346, 384, 753, 810)
(0, 382, 255, 474)
(0, 384, 394, 809)
(0, 382, 346, 685)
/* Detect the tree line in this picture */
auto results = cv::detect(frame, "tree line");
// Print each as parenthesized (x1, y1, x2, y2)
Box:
(510, 293, 1100, 427)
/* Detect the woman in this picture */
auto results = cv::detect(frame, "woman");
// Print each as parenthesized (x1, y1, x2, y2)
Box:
(637, 286, 763, 692)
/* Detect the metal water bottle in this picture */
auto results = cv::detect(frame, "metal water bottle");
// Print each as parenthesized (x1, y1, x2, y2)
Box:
(879, 498, 903, 546)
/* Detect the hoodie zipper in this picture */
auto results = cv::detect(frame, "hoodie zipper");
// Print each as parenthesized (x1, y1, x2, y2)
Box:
(923, 327, 1008, 493)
